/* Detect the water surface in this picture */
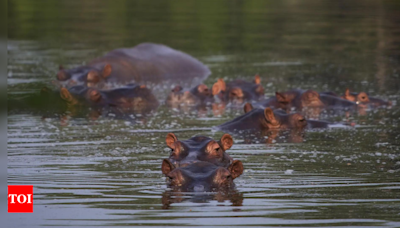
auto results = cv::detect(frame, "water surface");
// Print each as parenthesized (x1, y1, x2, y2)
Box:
(7, 0, 400, 227)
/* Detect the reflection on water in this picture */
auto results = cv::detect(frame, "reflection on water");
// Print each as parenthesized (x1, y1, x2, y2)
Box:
(7, 0, 400, 227)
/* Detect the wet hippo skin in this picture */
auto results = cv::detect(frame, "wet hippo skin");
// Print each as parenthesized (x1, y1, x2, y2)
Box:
(161, 159, 243, 192)
(56, 43, 211, 88)
(212, 75, 264, 104)
(165, 133, 234, 167)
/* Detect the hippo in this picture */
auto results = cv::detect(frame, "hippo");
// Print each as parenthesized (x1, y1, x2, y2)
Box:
(166, 84, 213, 107)
(217, 103, 308, 133)
(258, 89, 357, 111)
(211, 75, 264, 104)
(341, 89, 392, 107)
(161, 159, 243, 192)
(60, 83, 159, 112)
(256, 90, 303, 111)
(56, 43, 211, 88)
(165, 133, 234, 167)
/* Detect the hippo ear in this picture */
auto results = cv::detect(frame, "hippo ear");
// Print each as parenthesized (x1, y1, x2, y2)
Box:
(218, 79, 226, 91)
(161, 159, 176, 175)
(345, 88, 350, 96)
(228, 160, 243, 179)
(102, 64, 112, 78)
(57, 70, 68, 81)
(212, 82, 222, 96)
(243, 103, 253, 113)
(220, 134, 233, 151)
(166, 133, 178, 149)
(254, 74, 261, 84)
(275, 92, 286, 102)
(264, 108, 278, 124)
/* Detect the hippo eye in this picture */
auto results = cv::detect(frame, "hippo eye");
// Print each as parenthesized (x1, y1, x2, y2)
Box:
(299, 118, 306, 122)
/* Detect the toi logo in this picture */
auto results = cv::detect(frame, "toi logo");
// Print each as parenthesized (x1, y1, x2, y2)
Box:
(8, 185, 33, 213)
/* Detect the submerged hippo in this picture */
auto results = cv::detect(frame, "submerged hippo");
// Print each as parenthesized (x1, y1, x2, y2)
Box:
(217, 103, 330, 134)
(212, 75, 264, 104)
(161, 159, 243, 192)
(217, 103, 308, 133)
(60, 83, 159, 112)
(341, 89, 392, 107)
(259, 89, 357, 111)
(165, 133, 234, 167)
(56, 43, 211, 88)
(166, 84, 213, 107)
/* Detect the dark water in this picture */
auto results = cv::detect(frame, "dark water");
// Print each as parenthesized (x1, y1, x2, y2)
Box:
(7, 0, 400, 227)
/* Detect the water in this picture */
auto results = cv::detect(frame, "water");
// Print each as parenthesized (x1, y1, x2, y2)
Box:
(7, 0, 400, 227)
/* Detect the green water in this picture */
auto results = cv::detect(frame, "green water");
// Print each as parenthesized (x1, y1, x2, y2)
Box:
(7, 0, 400, 227)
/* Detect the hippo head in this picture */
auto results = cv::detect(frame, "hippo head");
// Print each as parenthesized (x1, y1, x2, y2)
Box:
(161, 159, 243, 192)
(300, 90, 324, 108)
(56, 64, 112, 88)
(274, 91, 299, 110)
(85, 64, 112, 87)
(342, 89, 370, 104)
(85, 84, 158, 110)
(167, 84, 211, 106)
(212, 75, 264, 103)
(244, 104, 307, 130)
(165, 133, 234, 167)
(342, 89, 392, 107)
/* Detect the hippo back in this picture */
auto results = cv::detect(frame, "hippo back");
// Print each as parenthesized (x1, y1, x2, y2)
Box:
(91, 43, 211, 86)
